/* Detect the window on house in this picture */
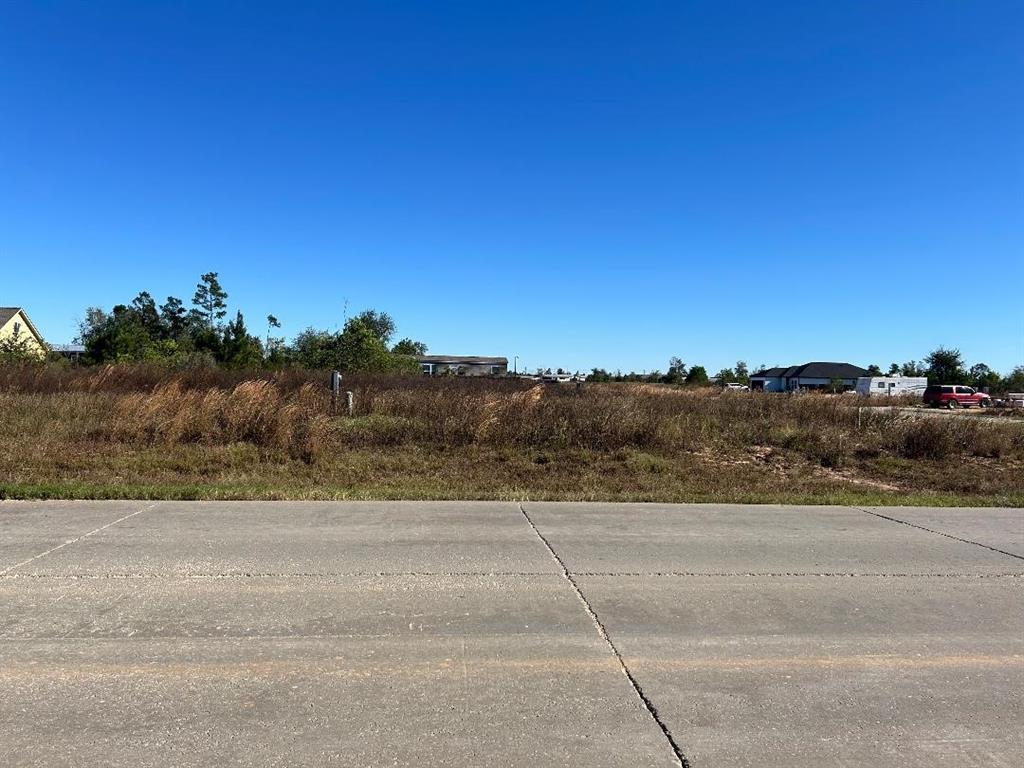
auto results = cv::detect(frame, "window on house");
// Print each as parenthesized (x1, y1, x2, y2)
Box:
(490, 366, 501, 376)
(877, 382, 885, 389)
(13, 322, 21, 337)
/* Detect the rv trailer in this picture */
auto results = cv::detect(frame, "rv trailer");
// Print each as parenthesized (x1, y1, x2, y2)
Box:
(855, 376, 929, 397)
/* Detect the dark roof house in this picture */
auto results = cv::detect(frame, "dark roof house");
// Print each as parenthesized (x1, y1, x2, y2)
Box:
(750, 361, 869, 392)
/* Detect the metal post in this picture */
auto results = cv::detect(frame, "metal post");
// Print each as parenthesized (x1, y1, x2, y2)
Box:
(330, 371, 342, 414)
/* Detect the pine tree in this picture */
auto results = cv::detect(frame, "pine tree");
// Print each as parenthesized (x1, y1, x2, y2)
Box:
(191, 272, 228, 328)
(160, 296, 188, 339)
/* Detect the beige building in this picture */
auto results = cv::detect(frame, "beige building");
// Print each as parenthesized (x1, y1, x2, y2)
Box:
(0, 307, 47, 358)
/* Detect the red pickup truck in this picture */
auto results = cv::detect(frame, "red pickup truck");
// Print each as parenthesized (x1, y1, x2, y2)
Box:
(923, 385, 992, 409)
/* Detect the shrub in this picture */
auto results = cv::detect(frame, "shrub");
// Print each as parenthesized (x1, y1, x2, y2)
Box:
(897, 419, 960, 459)
(625, 451, 672, 474)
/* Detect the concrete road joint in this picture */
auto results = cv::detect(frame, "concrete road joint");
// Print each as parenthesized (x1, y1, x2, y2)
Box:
(856, 507, 1024, 561)
(518, 503, 691, 768)
(569, 571, 1021, 578)
(0, 502, 157, 577)
(2, 571, 1020, 580)
(0, 571, 561, 579)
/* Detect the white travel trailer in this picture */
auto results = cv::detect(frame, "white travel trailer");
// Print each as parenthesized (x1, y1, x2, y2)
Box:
(855, 376, 929, 397)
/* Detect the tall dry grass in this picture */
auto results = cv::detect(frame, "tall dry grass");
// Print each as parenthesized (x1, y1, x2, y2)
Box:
(2, 366, 1021, 466)
(110, 381, 332, 461)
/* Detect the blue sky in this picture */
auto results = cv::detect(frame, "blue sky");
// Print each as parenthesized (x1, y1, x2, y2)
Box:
(2, 1, 1021, 374)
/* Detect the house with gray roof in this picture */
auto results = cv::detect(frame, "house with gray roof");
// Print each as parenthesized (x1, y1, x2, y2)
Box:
(416, 355, 508, 377)
(50, 343, 87, 361)
(750, 362, 869, 392)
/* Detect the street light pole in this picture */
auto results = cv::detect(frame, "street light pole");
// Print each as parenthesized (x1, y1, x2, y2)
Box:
(514, 355, 519, 375)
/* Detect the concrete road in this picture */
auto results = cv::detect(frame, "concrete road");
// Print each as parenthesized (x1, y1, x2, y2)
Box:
(1, 501, 1021, 767)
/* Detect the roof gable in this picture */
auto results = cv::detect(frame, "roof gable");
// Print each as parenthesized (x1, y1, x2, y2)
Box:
(751, 367, 787, 378)
(0, 307, 45, 344)
(0, 308, 19, 327)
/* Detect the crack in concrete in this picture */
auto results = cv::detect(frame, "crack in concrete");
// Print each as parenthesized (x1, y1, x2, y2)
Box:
(856, 507, 1024, 562)
(518, 503, 690, 768)
(0, 503, 158, 576)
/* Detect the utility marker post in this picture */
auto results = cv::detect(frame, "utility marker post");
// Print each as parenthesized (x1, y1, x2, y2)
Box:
(330, 370, 342, 415)
(346, 390, 354, 417)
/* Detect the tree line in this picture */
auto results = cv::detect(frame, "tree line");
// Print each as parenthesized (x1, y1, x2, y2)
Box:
(3, 274, 1021, 391)
(73, 272, 427, 372)
(588, 357, 729, 386)
(587, 349, 1024, 393)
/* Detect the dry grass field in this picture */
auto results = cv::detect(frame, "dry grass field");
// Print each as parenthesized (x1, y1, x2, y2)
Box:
(1, 365, 1022, 505)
